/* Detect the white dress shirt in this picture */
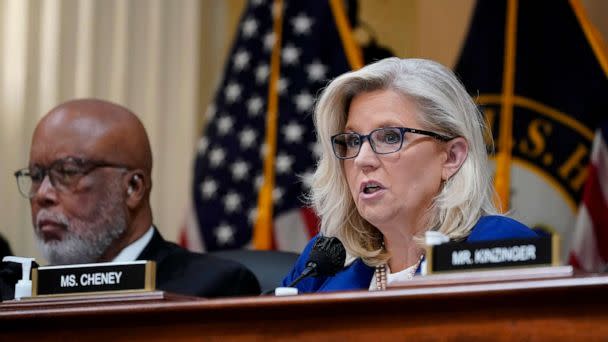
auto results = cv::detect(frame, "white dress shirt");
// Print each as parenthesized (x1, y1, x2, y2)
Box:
(111, 226, 155, 262)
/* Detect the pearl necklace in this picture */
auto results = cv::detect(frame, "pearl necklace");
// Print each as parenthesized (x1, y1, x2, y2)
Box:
(374, 255, 423, 291)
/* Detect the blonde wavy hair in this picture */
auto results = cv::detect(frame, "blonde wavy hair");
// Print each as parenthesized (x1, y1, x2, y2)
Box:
(310, 57, 499, 266)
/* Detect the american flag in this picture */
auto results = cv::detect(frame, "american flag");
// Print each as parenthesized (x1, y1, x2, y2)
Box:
(569, 123, 608, 272)
(184, 0, 356, 251)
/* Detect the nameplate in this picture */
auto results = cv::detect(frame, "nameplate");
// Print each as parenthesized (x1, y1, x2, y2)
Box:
(31, 261, 156, 297)
(425, 235, 559, 274)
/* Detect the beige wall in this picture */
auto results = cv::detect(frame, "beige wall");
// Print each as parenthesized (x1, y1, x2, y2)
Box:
(357, 0, 476, 67)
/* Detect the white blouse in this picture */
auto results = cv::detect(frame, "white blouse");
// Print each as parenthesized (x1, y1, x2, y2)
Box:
(368, 262, 418, 291)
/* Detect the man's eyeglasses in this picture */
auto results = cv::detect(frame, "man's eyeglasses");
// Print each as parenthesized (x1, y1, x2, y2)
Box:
(331, 126, 453, 160)
(14, 157, 129, 199)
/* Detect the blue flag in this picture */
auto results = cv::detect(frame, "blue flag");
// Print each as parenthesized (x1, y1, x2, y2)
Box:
(455, 0, 608, 261)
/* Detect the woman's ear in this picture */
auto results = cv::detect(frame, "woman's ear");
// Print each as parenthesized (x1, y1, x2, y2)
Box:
(442, 137, 468, 181)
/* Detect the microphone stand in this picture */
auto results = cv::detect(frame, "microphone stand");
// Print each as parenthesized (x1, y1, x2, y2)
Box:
(261, 262, 317, 295)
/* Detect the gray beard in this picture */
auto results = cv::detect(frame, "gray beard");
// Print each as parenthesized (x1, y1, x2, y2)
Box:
(35, 184, 128, 265)
(37, 215, 126, 265)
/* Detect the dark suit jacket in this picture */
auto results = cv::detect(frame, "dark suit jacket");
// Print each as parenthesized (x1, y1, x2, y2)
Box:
(0, 234, 17, 301)
(1, 229, 260, 301)
(137, 228, 260, 298)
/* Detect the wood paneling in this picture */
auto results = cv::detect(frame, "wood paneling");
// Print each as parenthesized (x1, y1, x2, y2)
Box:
(2, 273, 607, 341)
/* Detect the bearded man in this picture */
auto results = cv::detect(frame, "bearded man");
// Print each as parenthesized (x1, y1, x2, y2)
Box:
(8, 99, 260, 299)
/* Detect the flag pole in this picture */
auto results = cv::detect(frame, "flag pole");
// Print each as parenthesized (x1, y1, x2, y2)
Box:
(329, 0, 364, 70)
(253, 0, 284, 250)
(494, 0, 518, 211)
(254, 0, 361, 250)
(569, 0, 608, 77)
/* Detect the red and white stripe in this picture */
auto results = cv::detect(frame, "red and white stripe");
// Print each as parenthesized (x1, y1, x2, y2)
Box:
(273, 207, 318, 252)
(569, 128, 608, 272)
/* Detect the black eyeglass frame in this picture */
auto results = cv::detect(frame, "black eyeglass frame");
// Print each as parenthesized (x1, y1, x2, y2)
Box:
(14, 157, 130, 199)
(330, 126, 454, 160)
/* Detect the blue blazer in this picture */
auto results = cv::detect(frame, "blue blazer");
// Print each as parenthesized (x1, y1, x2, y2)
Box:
(282, 215, 538, 293)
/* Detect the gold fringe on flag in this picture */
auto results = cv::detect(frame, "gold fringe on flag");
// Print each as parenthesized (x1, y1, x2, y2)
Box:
(253, 0, 284, 250)
(494, 0, 518, 212)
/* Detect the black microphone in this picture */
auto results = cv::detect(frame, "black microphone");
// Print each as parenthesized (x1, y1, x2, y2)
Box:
(287, 236, 346, 288)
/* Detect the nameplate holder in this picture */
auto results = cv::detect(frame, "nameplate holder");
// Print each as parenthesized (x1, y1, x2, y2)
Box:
(425, 235, 559, 274)
(31, 260, 156, 297)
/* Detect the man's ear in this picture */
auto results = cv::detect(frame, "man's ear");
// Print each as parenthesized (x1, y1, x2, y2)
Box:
(125, 171, 145, 209)
(442, 137, 468, 181)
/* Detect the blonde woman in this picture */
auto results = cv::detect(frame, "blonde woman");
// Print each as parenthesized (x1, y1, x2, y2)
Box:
(282, 58, 537, 292)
